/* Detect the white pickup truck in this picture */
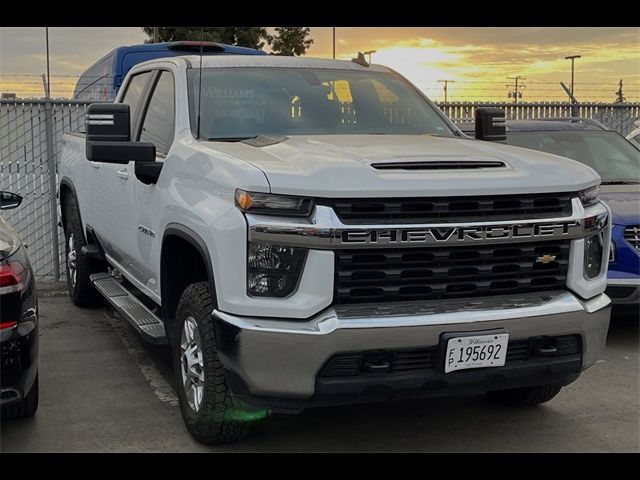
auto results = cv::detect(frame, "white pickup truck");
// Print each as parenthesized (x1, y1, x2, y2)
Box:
(59, 54, 612, 444)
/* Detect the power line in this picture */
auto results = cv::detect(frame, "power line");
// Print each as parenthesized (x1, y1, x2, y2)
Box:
(437, 79, 455, 102)
(506, 75, 526, 103)
(615, 79, 625, 103)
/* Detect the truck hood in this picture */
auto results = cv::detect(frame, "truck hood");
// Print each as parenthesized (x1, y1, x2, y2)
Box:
(204, 134, 600, 197)
(600, 184, 640, 225)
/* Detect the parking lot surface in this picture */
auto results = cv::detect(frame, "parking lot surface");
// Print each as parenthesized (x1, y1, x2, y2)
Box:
(1, 281, 638, 452)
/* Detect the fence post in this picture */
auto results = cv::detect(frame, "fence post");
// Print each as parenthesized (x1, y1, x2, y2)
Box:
(43, 100, 60, 281)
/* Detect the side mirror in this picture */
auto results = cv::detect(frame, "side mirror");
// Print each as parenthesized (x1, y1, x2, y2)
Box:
(86, 103, 130, 142)
(475, 107, 507, 142)
(85, 103, 156, 163)
(0, 191, 23, 210)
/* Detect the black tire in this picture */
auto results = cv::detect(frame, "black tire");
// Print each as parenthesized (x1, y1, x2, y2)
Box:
(487, 383, 564, 406)
(2, 374, 39, 419)
(63, 195, 101, 307)
(173, 282, 261, 444)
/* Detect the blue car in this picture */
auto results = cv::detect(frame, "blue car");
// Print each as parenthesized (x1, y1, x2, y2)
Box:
(73, 41, 266, 102)
(504, 119, 640, 313)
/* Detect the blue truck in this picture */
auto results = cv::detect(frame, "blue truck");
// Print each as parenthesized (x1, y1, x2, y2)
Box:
(73, 41, 266, 101)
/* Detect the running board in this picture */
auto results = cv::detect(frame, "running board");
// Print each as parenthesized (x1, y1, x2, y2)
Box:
(91, 273, 167, 345)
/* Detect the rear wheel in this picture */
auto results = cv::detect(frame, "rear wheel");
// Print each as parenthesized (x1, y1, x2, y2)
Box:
(2, 374, 39, 419)
(63, 195, 101, 307)
(487, 383, 564, 406)
(173, 282, 264, 444)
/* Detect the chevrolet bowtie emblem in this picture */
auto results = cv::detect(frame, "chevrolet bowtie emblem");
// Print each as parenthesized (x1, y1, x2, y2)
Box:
(536, 254, 557, 264)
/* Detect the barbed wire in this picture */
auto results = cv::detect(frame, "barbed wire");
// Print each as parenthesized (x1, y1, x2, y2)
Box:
(1, 73, 639, 85)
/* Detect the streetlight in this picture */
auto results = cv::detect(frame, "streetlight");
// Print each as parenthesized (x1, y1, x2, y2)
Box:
(565, 55, 581, 98)
(363, 49, 377, 64)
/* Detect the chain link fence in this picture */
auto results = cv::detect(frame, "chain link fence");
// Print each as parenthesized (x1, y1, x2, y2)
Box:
(1, 100, 89, 278)
(1, 98, 639, 279)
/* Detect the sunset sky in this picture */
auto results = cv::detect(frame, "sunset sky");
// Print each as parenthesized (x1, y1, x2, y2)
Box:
(1, 27, 638, 102)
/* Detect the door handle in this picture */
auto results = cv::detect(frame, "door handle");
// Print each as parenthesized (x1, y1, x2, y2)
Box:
(116, 169, 129, 180)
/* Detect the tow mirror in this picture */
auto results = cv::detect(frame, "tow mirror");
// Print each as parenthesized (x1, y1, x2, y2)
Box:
(0, 191, 23, 210)
(85, 103, 155, 164)
(86, 103, 130, 142)
(475, 108, 507, 142)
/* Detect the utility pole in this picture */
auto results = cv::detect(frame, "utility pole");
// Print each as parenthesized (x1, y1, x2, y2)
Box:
(506, 75, 526, 104)
(565, 55, 581, 98)
(437, 79, 455, 102)
(45, 27, 51, 98)
(332, 27, 336, 59)
(43, 26, 60, 280)
(153, 27, 159, 44)
(363, 50, 377, 64)
(615, 79, 625, 103)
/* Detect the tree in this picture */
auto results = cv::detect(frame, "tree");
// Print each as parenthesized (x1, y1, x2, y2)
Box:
(268, 27, 313, 56)
(141, 27, 314, 56)
(222, 27, 268, 50)
(141, 27, 268, 49)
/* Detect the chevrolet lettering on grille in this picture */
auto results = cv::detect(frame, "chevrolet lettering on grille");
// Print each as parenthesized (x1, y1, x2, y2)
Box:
(340, 222, 579, 246)
(247, 209, 609, 249)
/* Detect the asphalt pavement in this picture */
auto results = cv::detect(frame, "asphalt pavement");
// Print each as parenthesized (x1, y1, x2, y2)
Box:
(1, 281, 638, 452)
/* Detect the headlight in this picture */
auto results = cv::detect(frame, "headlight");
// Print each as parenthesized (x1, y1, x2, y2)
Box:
(579, 185, 600, 207)
(235, 189, 314, 217)
(247, 243, 307, 297)
(584, 232, 605, 279)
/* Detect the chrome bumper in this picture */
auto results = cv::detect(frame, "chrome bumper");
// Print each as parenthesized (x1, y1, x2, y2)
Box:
(213, 290, 611, 398)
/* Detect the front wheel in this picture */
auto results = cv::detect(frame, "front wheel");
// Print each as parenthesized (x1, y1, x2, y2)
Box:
(63, 196, 101, 307)
(173, 282, 263, 444)
(487, 383, 564, 406)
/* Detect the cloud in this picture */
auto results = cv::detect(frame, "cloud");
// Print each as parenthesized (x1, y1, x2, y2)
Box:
(2, 26, 638, 101)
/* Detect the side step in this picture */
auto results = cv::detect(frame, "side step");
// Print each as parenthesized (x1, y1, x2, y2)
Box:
(90, 273, 167, 345)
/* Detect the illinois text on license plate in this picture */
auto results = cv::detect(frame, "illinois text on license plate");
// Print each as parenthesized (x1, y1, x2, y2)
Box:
(444, 333, 509, 373)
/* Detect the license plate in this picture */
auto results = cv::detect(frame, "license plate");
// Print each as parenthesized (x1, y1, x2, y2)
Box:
(444, 333, 509, 373)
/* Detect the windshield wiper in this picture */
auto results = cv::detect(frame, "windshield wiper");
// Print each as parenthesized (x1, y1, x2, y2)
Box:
(206, 135, 288, 147)
(601, 180, 640, 185)
(206, 136, 258, 142)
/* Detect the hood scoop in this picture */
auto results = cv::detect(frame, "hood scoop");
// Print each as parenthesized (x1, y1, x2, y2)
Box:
(371, 160, 506, 171)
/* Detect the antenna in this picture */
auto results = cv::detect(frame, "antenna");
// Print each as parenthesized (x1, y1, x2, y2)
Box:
(196, 28, 204, 140)
(351, 52, 369, 68)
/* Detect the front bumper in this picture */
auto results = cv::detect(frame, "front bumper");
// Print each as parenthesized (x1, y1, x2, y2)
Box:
(213, 290, 610, 408)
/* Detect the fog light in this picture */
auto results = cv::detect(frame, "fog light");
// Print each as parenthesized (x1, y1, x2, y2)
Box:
(247, 244, 306, 297)
(584, 233, 605, 279)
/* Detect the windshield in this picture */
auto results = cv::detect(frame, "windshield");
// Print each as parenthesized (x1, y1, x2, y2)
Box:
(187, 68, 455, 140)
(507, 130, 640, 183)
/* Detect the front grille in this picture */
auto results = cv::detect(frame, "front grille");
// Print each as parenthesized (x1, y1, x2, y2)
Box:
(334, 240, 570, 304)
(322, 192, 574, 224)
(319, 335, 581, 378)
(624, 225, 640, 252)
